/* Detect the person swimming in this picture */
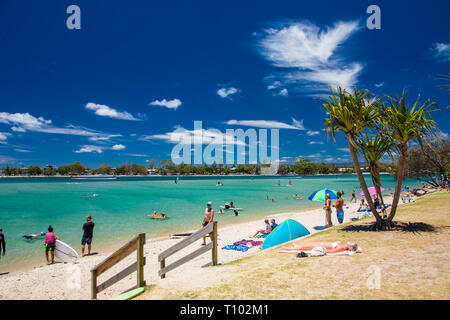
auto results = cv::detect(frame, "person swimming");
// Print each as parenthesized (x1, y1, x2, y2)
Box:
(24, 232, 46, 239)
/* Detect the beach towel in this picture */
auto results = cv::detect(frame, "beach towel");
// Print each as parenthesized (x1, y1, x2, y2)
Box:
(256, 233, 269, 239)
(222, 244, 249, 252)
(233, 240, 263, 247)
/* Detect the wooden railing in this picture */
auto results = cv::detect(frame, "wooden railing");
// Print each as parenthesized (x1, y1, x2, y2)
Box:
(158, 221, 218, 279)
(91, 233, 146, 299)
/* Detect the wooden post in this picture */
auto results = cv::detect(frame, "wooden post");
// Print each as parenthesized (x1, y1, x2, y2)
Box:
(91, 269, 97, 300)
(137, 233, 146, 287)
(212, 221, 218, 266)
(160, 259, 166, 279)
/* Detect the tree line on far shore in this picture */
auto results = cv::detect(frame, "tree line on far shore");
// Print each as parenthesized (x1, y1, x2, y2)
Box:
(1, 139, 447, 178)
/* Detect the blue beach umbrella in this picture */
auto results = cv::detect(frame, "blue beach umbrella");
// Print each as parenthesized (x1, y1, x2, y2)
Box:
(308, 189, 339, 202)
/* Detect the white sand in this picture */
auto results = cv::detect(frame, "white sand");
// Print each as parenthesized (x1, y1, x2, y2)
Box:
(0, 196, 397, 300)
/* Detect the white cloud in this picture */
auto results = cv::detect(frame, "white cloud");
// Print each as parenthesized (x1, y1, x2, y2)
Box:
(308, 141, 324, 145)
(226, 118, 305, 130)
(75, 145, 104, 154)
(149, 98, 182, 110)
(0, 132, 11, 144)
(0, 112, 114, 138)
(88, 134, 122, 142)
(13, 149, 31, 153)
(85, 103, 141, 121)
(141, 127, 246, 146)
(374, 82, 385, 88)
(257, 20, 362, 95)
(306, 130, 320, 136)
(74, 143, 126, 153)
(111, 144, 126, 150)
(217, 87, 239, 99)
(430, 42, 450, 62)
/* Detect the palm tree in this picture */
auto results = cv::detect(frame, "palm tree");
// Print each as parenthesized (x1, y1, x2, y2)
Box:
(321, 87, 384, 228)
(379, 90, 438, 224)
(355, 132, 395, 219)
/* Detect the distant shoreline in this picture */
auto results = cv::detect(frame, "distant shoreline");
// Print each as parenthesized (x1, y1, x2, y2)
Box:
(0, 172, 383, 178)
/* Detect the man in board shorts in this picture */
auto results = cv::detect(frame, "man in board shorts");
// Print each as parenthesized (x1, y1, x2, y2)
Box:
(81, 215, 95, 256)
(333, 192, 345, 224)
(201, 202, 214, 246)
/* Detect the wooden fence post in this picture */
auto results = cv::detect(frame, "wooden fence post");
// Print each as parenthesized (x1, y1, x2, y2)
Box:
(212, 221, 218, 266)
(91, 269, 97, 300)
(137, 233, 146, 287)
(160, 259, 166, 279)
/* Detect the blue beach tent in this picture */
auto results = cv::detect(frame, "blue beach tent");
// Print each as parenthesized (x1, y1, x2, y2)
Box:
(261, 219, 310, 250)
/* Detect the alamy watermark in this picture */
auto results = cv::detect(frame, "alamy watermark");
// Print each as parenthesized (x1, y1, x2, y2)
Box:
(170, 121, 279, 167)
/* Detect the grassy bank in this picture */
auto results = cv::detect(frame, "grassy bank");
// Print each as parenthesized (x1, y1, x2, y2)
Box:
(138, 192, 450, 300)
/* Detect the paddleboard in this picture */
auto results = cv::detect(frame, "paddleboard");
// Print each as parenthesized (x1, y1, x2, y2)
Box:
(219, 206, 244, 211)
(55, 240, 78, 263)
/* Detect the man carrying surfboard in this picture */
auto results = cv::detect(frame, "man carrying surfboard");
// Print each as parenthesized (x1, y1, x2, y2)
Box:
(81, 215, 95, 256)
(45, 226, 60, 265)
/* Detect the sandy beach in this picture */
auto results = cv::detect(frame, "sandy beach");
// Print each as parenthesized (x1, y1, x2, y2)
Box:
(0, 196, 395, 300)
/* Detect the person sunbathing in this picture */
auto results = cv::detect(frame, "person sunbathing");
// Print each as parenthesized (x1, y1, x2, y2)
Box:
(281, 241, 358, 254)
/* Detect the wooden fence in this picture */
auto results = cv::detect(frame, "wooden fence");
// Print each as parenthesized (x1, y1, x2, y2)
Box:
(91, 233, 146, 299)
(158, 221, 217, 279)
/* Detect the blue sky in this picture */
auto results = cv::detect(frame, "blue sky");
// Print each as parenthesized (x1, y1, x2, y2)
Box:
(0, 0, 449, 168)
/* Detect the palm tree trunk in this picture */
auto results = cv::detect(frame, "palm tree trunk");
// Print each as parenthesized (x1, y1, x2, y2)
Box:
(371, 165, 387, 219)
(346, 133, 383, 228)
(387, 144, 407, 223)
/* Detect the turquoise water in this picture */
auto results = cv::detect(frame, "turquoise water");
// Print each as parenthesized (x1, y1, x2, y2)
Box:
(0, 175, 418, 271)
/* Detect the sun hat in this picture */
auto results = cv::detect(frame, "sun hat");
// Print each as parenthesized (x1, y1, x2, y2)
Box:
(270, 218, 275, 223)
(207, 201, 212, 205)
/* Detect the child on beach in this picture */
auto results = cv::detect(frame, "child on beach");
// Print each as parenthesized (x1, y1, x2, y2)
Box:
(45, 226, 60, 265)
(252, 219, 272, 238)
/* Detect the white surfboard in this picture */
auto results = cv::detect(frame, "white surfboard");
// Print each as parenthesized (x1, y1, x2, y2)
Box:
(220, 206, 244, 211)
(55, 240, 79, 263)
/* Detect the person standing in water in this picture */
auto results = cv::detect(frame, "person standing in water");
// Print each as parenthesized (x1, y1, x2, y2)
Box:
(201, 202, 214, 245)
(323, 194, 333, 228)
(45, 226, 60, 265)
(81, 215, 95, 256)
(0, 228, 5, 260)
(333, 192, 344, 224)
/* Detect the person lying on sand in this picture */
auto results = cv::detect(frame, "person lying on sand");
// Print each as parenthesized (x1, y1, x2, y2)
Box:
(280, 241, 358, 255)
(251, 219, 271, 238)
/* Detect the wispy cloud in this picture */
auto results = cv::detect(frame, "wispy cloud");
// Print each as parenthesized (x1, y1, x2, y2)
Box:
(430, 42, 450, 63)
(0, 132, 11, 144)
(85, 103, 142, 121)
(308, 141, 324, 145)
(140, 127, 246, 146)
(0, 112, 115, 139)
(226, 118, 305, 130)
(306, 130, 320, 136)
(217, 87, 239, 99)
(256, 20, 362, 95)
(374, 82, 385, 88)
(149, 98, 182, 110)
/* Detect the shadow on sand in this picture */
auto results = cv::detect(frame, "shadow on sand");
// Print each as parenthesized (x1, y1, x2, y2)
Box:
(340, 221, 438, 234)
